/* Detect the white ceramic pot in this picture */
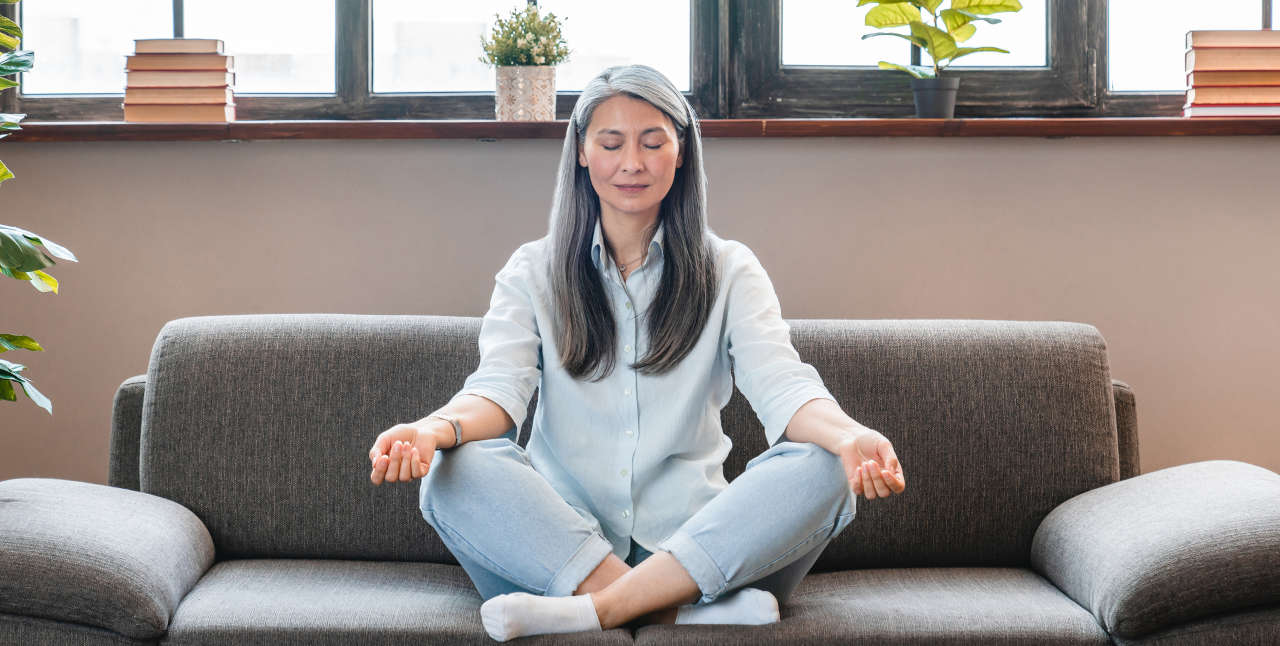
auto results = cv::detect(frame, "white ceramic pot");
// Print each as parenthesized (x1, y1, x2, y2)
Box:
(495, 65, 556, 121)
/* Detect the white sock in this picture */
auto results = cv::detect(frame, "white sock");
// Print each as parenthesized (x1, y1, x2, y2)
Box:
(479, 592, 602, 642)
(674, 587, 780, 625)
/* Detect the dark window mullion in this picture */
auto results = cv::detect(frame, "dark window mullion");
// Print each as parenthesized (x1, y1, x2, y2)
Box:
(173, 0, 184, 38)
(335, 0, 368, 112)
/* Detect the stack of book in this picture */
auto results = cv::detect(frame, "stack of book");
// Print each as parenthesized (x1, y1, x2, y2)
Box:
(1184, 30, 1280, 118)
(123, 38, 235, 122)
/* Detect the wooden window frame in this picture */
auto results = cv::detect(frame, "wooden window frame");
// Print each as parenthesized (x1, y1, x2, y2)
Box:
(1, 1, 1271, 121)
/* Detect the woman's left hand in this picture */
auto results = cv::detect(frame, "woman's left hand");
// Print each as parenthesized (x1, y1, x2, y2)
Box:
(838, 429, 905, 500)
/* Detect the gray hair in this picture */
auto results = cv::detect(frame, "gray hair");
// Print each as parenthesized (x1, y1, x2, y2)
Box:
(546, 64, 719, 381)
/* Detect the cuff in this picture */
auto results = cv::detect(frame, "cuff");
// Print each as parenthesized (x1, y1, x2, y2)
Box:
(659, 529, 728, 606)
(544, 532, 615, 598)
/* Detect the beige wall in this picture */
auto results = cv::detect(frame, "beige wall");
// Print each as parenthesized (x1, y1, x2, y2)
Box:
(1, 135, 1277, 482)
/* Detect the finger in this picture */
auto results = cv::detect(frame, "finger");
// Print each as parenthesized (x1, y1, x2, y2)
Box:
(399, 442, 414, 481)
(370, 433, 392, 466)
(860, 461, 876, 499)
(411, 448, 425, 479)
(386, 441, 402, 482)
(870, 463, 892, 497)
(371, 454, 388, 485)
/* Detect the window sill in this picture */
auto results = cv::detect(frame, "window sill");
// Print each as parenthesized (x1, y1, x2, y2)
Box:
(7, 117, 1280, 142)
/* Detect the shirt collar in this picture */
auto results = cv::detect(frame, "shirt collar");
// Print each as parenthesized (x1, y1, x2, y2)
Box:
(591, 217, 665, 272)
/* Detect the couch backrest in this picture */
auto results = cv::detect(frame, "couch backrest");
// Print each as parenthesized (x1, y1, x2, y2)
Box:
(124, 314, 1120, 569)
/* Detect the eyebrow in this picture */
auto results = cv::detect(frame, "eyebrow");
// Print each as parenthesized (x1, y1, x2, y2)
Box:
(596, 127, 667, 136)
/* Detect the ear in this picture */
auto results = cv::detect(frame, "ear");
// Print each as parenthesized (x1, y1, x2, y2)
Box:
(676, 147, 684, 168)
(578, 148, 587, 167)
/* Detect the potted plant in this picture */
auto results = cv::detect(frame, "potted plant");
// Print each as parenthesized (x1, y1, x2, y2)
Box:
(479, 3, 571, 121)
(859, 0, 1022, 118)
(1, 0, 78, 414)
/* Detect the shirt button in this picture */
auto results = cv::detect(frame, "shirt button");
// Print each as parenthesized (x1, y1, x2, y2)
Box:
(620, 468, 629, 477)
(624, 344, 632, 353)
(624, 387, 632, 395)
(625, 302, 632, 310)
(622, 509, 630, 518)
(625, 429, 634, 436)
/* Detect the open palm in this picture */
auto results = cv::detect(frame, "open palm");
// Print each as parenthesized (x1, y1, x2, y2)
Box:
(838, 430, 905, 500)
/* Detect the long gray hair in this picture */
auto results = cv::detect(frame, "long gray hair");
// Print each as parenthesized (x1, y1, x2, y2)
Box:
(546, 64, 719, 382)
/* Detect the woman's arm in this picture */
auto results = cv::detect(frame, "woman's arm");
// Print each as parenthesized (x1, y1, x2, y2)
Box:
(412, 393, 518, 451)
(784, 397, 906, 499)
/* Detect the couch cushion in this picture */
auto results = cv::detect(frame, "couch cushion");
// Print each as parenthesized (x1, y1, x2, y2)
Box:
(635, 567, 1112, 645)
(161, 559, 632, 645)
(140, 314, 476, 562)
(717, 319, 1119, 571)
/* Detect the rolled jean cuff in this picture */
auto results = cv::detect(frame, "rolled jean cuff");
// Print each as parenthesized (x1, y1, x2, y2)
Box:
(545, 532, 615, 597)
(659, 529, 727, 606)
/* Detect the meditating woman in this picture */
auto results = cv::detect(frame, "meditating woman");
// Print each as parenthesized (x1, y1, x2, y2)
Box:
(367, 64, 906, 642)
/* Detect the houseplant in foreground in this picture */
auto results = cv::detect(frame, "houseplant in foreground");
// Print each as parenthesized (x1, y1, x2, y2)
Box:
(479, 3, 571, 121)
(859, 0, 1022, 118)
(1, 0, 78, 414)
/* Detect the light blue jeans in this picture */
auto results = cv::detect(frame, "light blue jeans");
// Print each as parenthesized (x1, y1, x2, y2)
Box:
(418, 435, 856, 607)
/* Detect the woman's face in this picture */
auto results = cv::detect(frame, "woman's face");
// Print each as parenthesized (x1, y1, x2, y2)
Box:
(578, 94, 684, 224)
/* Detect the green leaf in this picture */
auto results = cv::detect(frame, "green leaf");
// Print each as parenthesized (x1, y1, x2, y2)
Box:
(0, 357, 25, 379)
(0, 378, 13, 402)
(0, 50, 34, 75)
(0, 159, 12, 185)
(910, 21, 957, 62)
(865, 3, 922, 28)
(950, 23, 977, 43)
(948, 46, 1011, 63)
(878, 61, 936, 79)
(950, 0, 1023, 16)
(0, 33, 17, 52)
(862, 31, 929, 50)
(919, 0, 944, 12)
(0, 224, 78, 262)
(857, 0, 915, 5)
(0, 76, 17, 89)
(0, 334, 43, 352)
(21, 378, 52, 413)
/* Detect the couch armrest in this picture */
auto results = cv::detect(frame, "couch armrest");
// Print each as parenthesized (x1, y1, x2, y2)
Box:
(0, 478, 215, 640)
(1030, 460, 1280, 640)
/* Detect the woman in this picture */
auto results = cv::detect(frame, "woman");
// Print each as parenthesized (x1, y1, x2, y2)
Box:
(368, 64, 905, 641)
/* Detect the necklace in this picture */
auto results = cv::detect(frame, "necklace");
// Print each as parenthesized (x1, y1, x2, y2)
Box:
(616, 252, 645, 272)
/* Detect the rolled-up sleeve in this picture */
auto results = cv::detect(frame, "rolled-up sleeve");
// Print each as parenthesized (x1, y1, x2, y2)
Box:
(725, 244, 836, 447)
(453, 246, 543, 433)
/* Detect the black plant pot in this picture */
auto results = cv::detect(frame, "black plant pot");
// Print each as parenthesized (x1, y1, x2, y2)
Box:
(910, 77, 961, 118)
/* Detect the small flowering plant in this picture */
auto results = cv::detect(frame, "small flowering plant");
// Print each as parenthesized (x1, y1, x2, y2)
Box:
(478, 4, 571, 67)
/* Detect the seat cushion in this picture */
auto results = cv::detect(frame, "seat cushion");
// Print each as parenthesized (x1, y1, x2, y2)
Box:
(160, 559, 633, 645)
(635, 567, 1112, 645)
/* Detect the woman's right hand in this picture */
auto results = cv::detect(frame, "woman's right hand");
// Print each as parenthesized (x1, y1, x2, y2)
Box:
(369, 423, 435, 485)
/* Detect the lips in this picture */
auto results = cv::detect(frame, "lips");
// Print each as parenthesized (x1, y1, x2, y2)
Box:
(616, 184, 648, 189)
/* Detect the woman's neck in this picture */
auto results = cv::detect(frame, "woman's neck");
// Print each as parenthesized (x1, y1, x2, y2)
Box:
(600, 211, 658, 270)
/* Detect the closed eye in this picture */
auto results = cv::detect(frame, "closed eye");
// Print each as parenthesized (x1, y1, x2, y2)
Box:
(603, 145, 663, 150)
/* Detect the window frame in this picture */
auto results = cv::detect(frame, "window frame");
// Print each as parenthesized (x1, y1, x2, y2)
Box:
(1, 0, 1268, 121)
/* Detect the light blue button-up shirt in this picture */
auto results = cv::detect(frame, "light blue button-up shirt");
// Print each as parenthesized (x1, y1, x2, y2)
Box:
(453, 218, 836, 560)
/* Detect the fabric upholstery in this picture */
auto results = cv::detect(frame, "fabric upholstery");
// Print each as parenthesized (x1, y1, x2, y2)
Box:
(0, 613, 153, 646)
(160, 559, 633, 646)
(136, 315, 1120, 572)
(1030, 460, 1280, 639)
(1112, 379, 1140, 479)
(1111, 604, 1280, 646)
(0, 478, 214, 640)
(108, 374, 146, 491)
(635, 567, 1112, 645)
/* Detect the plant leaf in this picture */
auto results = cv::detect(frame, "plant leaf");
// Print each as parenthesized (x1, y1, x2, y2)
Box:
(950, 23, 977, 43)
(910, 21, 958, 62)
(0, 224, 78, 262)
(862, 31, 929, 49)
(0, 159, 11, 185)
(30, 269, 57, 293)
(865, 3, 922, 28)
(0, 334, 43, 352)
(878, 61, 936, 79)
(948, 46, 1011, 63)
(19, 378, 51, 413)
(950, 0, 1023, 16)
(0, 357, 25, 379)
(919, 0, 944, 13)
(0, 378, 13, 402)
(0, 50, 34, 75)
(857, 0, 915, 5)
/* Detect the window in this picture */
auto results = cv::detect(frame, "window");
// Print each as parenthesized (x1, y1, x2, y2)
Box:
(3, 1, 1278, 121)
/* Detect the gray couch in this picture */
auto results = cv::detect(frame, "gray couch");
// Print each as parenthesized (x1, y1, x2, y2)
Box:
(2, 314, 1278, 645)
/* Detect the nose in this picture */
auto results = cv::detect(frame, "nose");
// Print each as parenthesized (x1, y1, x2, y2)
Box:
(620, 142, 644, 174)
